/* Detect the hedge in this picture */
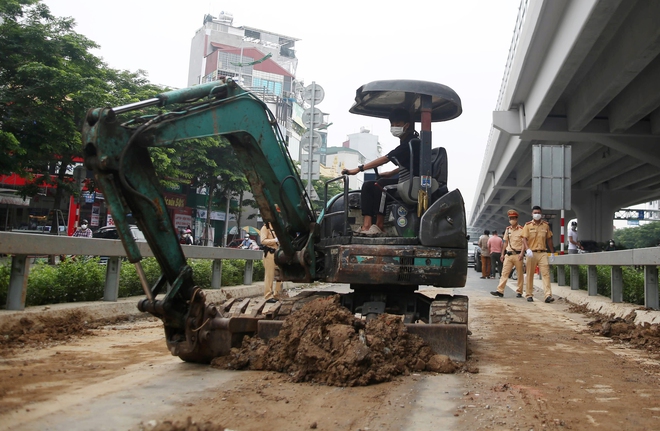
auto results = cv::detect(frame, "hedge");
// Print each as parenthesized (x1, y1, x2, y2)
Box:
(552, 265, 646, 305)
(0, 257, 264, 308)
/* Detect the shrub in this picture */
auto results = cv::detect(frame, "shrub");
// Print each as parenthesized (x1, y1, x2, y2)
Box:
(0, 256, 266, 308)
(554, 264, 647, 305)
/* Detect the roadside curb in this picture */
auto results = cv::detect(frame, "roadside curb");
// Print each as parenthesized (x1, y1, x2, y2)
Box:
(0, 283, 265, 328)
(511, 278, 660, 326)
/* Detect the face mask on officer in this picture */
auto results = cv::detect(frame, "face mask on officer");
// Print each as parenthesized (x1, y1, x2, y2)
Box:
(532, 213, 542, 221)
(509, 218, 517, 226)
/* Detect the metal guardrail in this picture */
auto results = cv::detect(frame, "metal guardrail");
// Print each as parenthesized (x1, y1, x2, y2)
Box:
(553, 248, 660, 309)
(0, 232, 263, 311)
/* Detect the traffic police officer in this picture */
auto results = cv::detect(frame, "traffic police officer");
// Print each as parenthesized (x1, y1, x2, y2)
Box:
(490, 209, 525, 298)
(521, 205, 556, 303)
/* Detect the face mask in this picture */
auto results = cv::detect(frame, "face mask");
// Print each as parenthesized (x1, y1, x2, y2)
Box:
(390, 126, 405, 137)
(532, 213, 542, 221)
(509, 219, 517, 226)
(81, 224, 88, 229)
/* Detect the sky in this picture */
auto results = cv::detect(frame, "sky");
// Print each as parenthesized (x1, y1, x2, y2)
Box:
(44, 0, 521, 212)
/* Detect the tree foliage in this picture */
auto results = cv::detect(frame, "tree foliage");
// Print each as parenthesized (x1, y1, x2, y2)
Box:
(0, 1, 164, 199)
(613, 221, 660, 249)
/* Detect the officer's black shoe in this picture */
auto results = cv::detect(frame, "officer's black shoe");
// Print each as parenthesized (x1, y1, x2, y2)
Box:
(265, 298, 278, 304)
(516, 293, 523, 298)
(544, 296, 555, 303)
(490, 291, 503, 297)
(527, 297, 534, 302)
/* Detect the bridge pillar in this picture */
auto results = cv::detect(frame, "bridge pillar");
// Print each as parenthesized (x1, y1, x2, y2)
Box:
(572, 190, 619, 243)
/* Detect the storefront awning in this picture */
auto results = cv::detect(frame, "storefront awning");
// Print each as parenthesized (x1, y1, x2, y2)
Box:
(0, 193, 31, 206)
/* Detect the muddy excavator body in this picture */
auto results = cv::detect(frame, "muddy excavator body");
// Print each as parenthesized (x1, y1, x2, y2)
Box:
(81, 78, 469, 363)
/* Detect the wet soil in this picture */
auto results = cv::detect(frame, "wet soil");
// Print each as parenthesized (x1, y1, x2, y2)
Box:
(211, 295, 457, 386)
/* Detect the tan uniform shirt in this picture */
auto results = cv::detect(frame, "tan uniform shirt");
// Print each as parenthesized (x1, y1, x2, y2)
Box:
(521, 220, 553, 251)
(503, 224, 524, 252)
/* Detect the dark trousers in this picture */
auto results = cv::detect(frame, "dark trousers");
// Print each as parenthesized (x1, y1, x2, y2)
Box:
(361, 178, 398, 216)
(490, 252, 502, 277)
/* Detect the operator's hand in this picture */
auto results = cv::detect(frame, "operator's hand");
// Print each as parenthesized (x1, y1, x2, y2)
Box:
(341, 168, 359, 176)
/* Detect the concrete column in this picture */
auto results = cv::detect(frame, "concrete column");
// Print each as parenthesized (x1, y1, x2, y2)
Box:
(7, 254, 30, 310)
(211, 259, 222, 289)
(587, 266, 598, 296)
(570, 265, 580, 290)
(611, 266, 623, 303)
(572, 189, 618, 243)
(104, 257, 121, 301)
(243, 260, 254, 285)
(644, 265, 659, 310)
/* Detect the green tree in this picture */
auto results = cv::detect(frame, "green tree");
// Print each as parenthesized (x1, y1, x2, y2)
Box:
(174, 137, 249, 246)
(613, 221, 660, 249)
(0, 1, 166, 231)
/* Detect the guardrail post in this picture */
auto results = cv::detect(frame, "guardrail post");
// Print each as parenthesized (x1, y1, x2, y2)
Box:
(211, 259, 222, 289)
(644, 265, 659, 310)
(104, 257, 121, 301)
(557, 265, 566, 286)
(243, 259, 254, 285)
(7, 255, 30, 310)
(587, 266, 598, 296)
(570, 265, 580, 290)
(611, 266, 623, 303)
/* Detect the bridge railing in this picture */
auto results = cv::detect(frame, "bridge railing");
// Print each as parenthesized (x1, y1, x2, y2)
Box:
(0, 232, 263, 311)
(553, 248, 660, 309)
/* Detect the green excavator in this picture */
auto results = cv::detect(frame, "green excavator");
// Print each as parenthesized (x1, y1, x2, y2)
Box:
(81, 78, 469, 363)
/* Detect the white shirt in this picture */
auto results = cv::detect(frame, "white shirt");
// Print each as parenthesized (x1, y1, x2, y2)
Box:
(568, 229, 579, 250)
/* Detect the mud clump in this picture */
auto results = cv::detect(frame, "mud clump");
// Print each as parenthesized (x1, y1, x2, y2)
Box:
(575, 306, 660, 353)
(139, 418, 225, 431)
(212, 295, 458, 386)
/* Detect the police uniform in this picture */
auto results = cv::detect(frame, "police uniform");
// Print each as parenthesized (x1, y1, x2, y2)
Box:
(521, 218, 553, 300)
(494, 210, 526, 296)
(261, 223, 282, 301)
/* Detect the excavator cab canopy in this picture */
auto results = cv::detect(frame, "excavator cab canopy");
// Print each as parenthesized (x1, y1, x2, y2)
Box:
(348, 79, 462, 123)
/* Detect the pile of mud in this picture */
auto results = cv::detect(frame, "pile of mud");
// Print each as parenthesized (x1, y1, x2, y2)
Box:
(0, 310, 94, 353)
(212, 295, 458, 386)
(0, 311, 135, 354)
(570, 304, 660, 353)
(139, 418, 225, 431)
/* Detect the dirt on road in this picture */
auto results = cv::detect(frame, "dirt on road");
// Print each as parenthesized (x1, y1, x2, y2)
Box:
(2, 276, 660, 430)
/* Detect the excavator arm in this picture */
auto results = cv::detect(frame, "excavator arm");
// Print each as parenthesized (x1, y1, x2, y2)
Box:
(81, 78, 318, 362)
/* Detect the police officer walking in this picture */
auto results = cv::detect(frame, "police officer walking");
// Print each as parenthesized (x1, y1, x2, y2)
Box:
(490, 209, 526, 298)
(521, 206, 556, 303)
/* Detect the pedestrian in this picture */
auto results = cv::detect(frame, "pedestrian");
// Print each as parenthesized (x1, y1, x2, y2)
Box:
(605, 239, 616, 251)
(72, 219, 93, 238)
(342, 108, 419, 236)
(491, 209, 526, 298)
(567, 221, 581, 254)
(521, 206, 556, 303)
(478, 229, 491, 279)
(179, 228, 193, 245)
(488, 230, 503, 279)
(260, 222, 282, 303)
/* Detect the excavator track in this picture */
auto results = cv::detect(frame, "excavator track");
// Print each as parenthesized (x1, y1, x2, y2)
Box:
(207, 291, 468, 362)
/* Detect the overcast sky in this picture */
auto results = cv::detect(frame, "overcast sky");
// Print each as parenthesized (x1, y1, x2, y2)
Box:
(45, 0, 521, 212)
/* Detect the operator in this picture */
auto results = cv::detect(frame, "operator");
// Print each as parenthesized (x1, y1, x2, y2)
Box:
(521, 206, 556, 303)
(342, 108, 419, 236)
(260, 222, 282, 303)
(490, 209, 526, 299)
(72, 219, 92, 238)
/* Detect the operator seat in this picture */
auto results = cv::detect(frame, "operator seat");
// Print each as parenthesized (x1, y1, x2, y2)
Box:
(381, 145, 448, 209)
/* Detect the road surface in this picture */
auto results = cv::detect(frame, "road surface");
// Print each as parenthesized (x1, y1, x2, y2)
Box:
(1, 270, 659, 430)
